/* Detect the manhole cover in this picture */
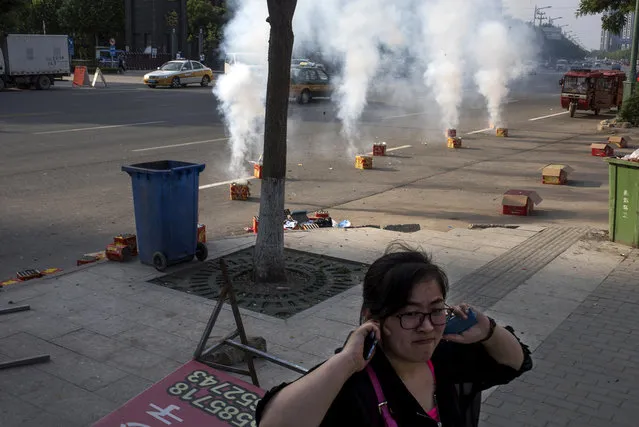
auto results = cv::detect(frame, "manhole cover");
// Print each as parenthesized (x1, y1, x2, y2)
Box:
(149, 247, 368, 319)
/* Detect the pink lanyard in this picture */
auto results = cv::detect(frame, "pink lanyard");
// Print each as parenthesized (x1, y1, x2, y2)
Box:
(365, 361, 441, 427)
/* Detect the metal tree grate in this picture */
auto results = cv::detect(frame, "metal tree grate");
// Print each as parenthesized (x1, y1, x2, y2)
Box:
(149, 247, 368, 319)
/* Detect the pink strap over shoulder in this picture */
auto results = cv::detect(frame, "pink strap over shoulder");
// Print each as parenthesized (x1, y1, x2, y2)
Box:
(365, 365, 399, 427)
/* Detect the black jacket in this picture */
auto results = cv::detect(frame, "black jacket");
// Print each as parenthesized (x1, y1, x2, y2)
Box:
(256, 327, 532, 427)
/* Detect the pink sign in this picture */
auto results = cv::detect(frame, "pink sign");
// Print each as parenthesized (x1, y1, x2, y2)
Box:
(94, 360, 265, 427)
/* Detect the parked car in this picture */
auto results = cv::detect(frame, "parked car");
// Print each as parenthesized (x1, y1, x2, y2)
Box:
(143, 60, 214, 88)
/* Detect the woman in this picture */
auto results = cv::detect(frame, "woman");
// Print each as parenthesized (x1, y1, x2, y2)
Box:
(256, 246, 532, 427)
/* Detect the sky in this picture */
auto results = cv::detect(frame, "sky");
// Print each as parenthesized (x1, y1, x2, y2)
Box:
(503, 0, 603, 50)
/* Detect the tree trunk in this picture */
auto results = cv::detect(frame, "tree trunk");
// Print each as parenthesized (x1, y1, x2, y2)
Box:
(253, 0, 297, 284)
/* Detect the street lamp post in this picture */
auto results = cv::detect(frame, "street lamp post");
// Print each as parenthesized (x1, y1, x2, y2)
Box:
(623, 0, 639, 105)
(549, 17, 563, 26)
(533, 5, 552, 27)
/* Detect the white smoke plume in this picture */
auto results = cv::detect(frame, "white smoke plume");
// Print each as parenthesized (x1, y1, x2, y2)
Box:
(213, 64, 265, 176)
(421, 0, 476, 131)
(472, 18, 535, 128)
(213, 0, 538, 172)
(213, 0, 268, 177)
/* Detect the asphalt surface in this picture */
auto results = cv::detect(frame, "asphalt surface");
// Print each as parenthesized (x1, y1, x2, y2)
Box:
(0, 70, 627, 279)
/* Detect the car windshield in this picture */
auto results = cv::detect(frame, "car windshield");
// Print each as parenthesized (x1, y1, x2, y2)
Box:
(563, 76, 588, 94)
(160, 62, 183, 71)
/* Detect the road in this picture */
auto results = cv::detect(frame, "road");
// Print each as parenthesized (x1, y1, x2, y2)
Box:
(0, 71, 625, 279)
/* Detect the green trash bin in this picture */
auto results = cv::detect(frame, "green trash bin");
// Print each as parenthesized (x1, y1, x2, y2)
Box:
(606, 158, 639, 247)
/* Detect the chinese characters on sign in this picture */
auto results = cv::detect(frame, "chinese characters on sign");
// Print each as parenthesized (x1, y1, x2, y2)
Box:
(93, 360, 265, 427)
(622, 189, 631, 220)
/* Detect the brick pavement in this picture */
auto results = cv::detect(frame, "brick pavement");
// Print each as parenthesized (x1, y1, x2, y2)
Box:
(0, 229, 637, 426)
(481, 250, 639, 427)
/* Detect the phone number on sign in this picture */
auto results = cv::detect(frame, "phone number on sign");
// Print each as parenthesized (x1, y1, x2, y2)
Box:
(166, 370, 261, 426)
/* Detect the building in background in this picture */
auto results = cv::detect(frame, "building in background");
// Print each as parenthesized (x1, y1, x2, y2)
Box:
(124, 0, 188, 56)
(600, 11, 634, 51)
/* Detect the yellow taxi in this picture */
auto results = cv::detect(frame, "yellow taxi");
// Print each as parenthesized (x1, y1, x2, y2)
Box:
(290, 62, 333, 104)
(143, 60, 214, 88)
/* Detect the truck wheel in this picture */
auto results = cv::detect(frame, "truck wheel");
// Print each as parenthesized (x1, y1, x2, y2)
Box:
(569, 103, 577, 117)
(35, 75, 51, 90)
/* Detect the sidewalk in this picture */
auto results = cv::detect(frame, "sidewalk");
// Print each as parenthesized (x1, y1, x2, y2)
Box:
(0, 226, 637, 426)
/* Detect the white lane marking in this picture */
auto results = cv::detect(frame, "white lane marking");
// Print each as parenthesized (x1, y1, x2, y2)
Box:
(34, 121, 165, 135)
(381, 111, 429, 120)
(133, 137, 229, 152)
(466, 127, 493, 135)
(529, 111, 569, 121)
(365, 144, 412, 155)
(199, 177, 255, 190)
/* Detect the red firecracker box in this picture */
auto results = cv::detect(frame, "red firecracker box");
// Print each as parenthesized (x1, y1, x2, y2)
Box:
(114, 234, 137, 256)
(252, 216, 259, 234)
(447, 137, 462, 149)
(314, 210, 329, 218)
(541, 164, 573, 185)
(355, 155, 373, 169)
(608, 136, 630, 148)
(591, 143, 614, 157)
(446, 129, 457, 138)
(230, 182, 251, 200)
(106, 243, 132, 262)
(197, 224, 206, 243)
(496, 128, 509, 137)
(373, 143, 387, 156)
(502, 189, 542, 216)
(253, 163, 263, 179)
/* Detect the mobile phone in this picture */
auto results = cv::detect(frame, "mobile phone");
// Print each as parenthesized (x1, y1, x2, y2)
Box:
(444, 308, 478, 335)
(363, 330, 378, 360)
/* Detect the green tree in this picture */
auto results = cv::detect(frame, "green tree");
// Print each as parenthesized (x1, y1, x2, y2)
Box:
(16, 0, 65, 34)
(253, 0, 297, 283)
(186, 0, 226, 51)
(0, 0, 29, 32)
(577, 0, 635, 33)
(57, 0, 124, 46)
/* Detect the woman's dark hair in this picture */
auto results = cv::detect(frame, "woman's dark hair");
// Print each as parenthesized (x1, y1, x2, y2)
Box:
(362, 242, 449, 321)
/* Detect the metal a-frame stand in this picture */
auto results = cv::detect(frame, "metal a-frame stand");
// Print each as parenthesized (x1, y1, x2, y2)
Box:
(193, 259, 308, 387)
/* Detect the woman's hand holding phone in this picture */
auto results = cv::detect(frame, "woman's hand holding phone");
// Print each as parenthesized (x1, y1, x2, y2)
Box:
(443, 303, 492, 344)
(338, 321, 380, 375)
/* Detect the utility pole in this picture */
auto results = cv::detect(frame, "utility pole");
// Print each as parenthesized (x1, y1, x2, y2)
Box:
(623, 0, 639, 105)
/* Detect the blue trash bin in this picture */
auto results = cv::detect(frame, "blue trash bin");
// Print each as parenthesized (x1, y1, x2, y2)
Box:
(122, 160, 207, 271)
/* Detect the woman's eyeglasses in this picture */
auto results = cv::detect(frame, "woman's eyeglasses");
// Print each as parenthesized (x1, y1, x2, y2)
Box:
(395, 306, 451, 330)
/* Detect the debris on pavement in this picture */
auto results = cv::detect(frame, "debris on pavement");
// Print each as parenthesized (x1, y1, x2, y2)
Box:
(468, 224, 519, 230)
(1, 267, 63, 287)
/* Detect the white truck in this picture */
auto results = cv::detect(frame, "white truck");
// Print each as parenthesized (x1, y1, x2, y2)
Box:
(0, 34, 71, 90)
